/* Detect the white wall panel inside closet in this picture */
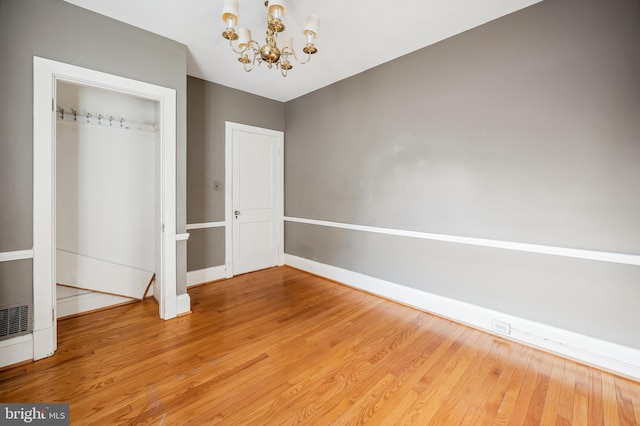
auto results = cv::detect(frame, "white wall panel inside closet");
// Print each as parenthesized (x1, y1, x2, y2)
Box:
(55, 82, 158, 316)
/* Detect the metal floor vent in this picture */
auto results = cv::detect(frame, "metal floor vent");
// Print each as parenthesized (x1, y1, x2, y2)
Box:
(0, 304, 29, 340)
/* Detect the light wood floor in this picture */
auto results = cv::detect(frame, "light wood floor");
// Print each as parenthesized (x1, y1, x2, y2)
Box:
(1, 266, 639, 425)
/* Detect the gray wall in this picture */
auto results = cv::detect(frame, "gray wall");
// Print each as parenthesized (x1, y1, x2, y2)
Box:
(284, 0, 640, 349)
(0, 0, 188, 307)
(0, 260, 33, 333)
(187, 77, 284, 271)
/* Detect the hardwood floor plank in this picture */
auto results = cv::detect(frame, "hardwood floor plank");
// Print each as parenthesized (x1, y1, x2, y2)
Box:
(382, 390, 420, 424)
(399, 330, 490, 424)
(455, 339, 526, 424)
(360, 322, 464, 424)
(152, 282, 384, 424)
(202, 310, 416, 418)
(629, 374, 640, 425)
(614, 375, 637, 426)
(539, 355, 566, 424)
(1, 266, 638, 425)
(329, 319, 463, 424)
(311, 321, 468, 425)
(602, 372, 621, 425)
(264, 313, 445, 425)
(524, 350, 554, 424)
(489, 344, 536, 426)
(330, 372, 398, 425)
(428, 335, 507, 424)
(556, 358, 577, 425)
(274, 314, 424, 422)
(216, 289, 428, 424)
(589, 369, 606, 426)
(572, 364, 591, 426)
(506, 349, 545, 426)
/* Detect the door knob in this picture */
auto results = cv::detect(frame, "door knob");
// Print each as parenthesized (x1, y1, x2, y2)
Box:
(235, 210, 240, 218)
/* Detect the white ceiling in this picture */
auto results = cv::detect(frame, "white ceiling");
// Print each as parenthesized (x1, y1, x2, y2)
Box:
(64, 0, 542, 102)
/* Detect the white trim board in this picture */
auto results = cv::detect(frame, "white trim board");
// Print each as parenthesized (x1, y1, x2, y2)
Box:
(187, 265, 227, 287)
(0, 250, 34, 262)
(177, 293, 191, 315)
(284, 216, 640, 266)
(0, 335, 33, 369)
(186, 221, 226, 230)
(284, 254, 640, 381)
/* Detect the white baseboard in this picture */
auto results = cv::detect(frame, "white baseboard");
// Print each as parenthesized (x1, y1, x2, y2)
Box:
(187, 265, 227, 287)
(0, 327, 55, 365)
(285, 254, 640, 380)
(32, 326, 55, 360)
(57, 291, 133, 318)
(177, 293, 191, 316)
(0, 334, 33, 368)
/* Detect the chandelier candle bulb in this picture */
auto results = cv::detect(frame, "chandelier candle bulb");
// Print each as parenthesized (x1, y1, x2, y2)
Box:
(303, 14, 320, 38)
(237, 28, 252, 50)
(221, 0, 239, 27)
(282, 35, 293, 51)
(268, 0, 287, 18)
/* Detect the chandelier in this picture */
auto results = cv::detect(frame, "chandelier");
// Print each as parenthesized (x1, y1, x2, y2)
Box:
(221, 0, 320, 77)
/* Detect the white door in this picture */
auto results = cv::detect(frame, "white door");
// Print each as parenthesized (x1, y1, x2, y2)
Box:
(229, 123, 283, 275)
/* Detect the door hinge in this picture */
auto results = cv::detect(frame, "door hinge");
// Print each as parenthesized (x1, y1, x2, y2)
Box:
(52, 98, 54, 112)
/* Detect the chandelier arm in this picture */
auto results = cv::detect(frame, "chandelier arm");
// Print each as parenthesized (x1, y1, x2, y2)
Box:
(254, 46, 264, 67)
(229, 39, 258, 55)
(283, 47, 313, 65)
(228, 38, 245, 54)
(244, 46, 261, 72)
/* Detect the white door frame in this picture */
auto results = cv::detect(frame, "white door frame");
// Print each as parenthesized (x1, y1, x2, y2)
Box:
(32, 57, 179, 360)
(224, 122, 284, 278)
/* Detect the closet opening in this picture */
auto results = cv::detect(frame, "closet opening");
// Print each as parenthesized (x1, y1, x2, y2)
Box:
(55, 82, 160, 317)
(33, 57, 179, 360)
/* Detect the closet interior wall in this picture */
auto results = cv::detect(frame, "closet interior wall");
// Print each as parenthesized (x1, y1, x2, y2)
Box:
(55, 82, 159, 316)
